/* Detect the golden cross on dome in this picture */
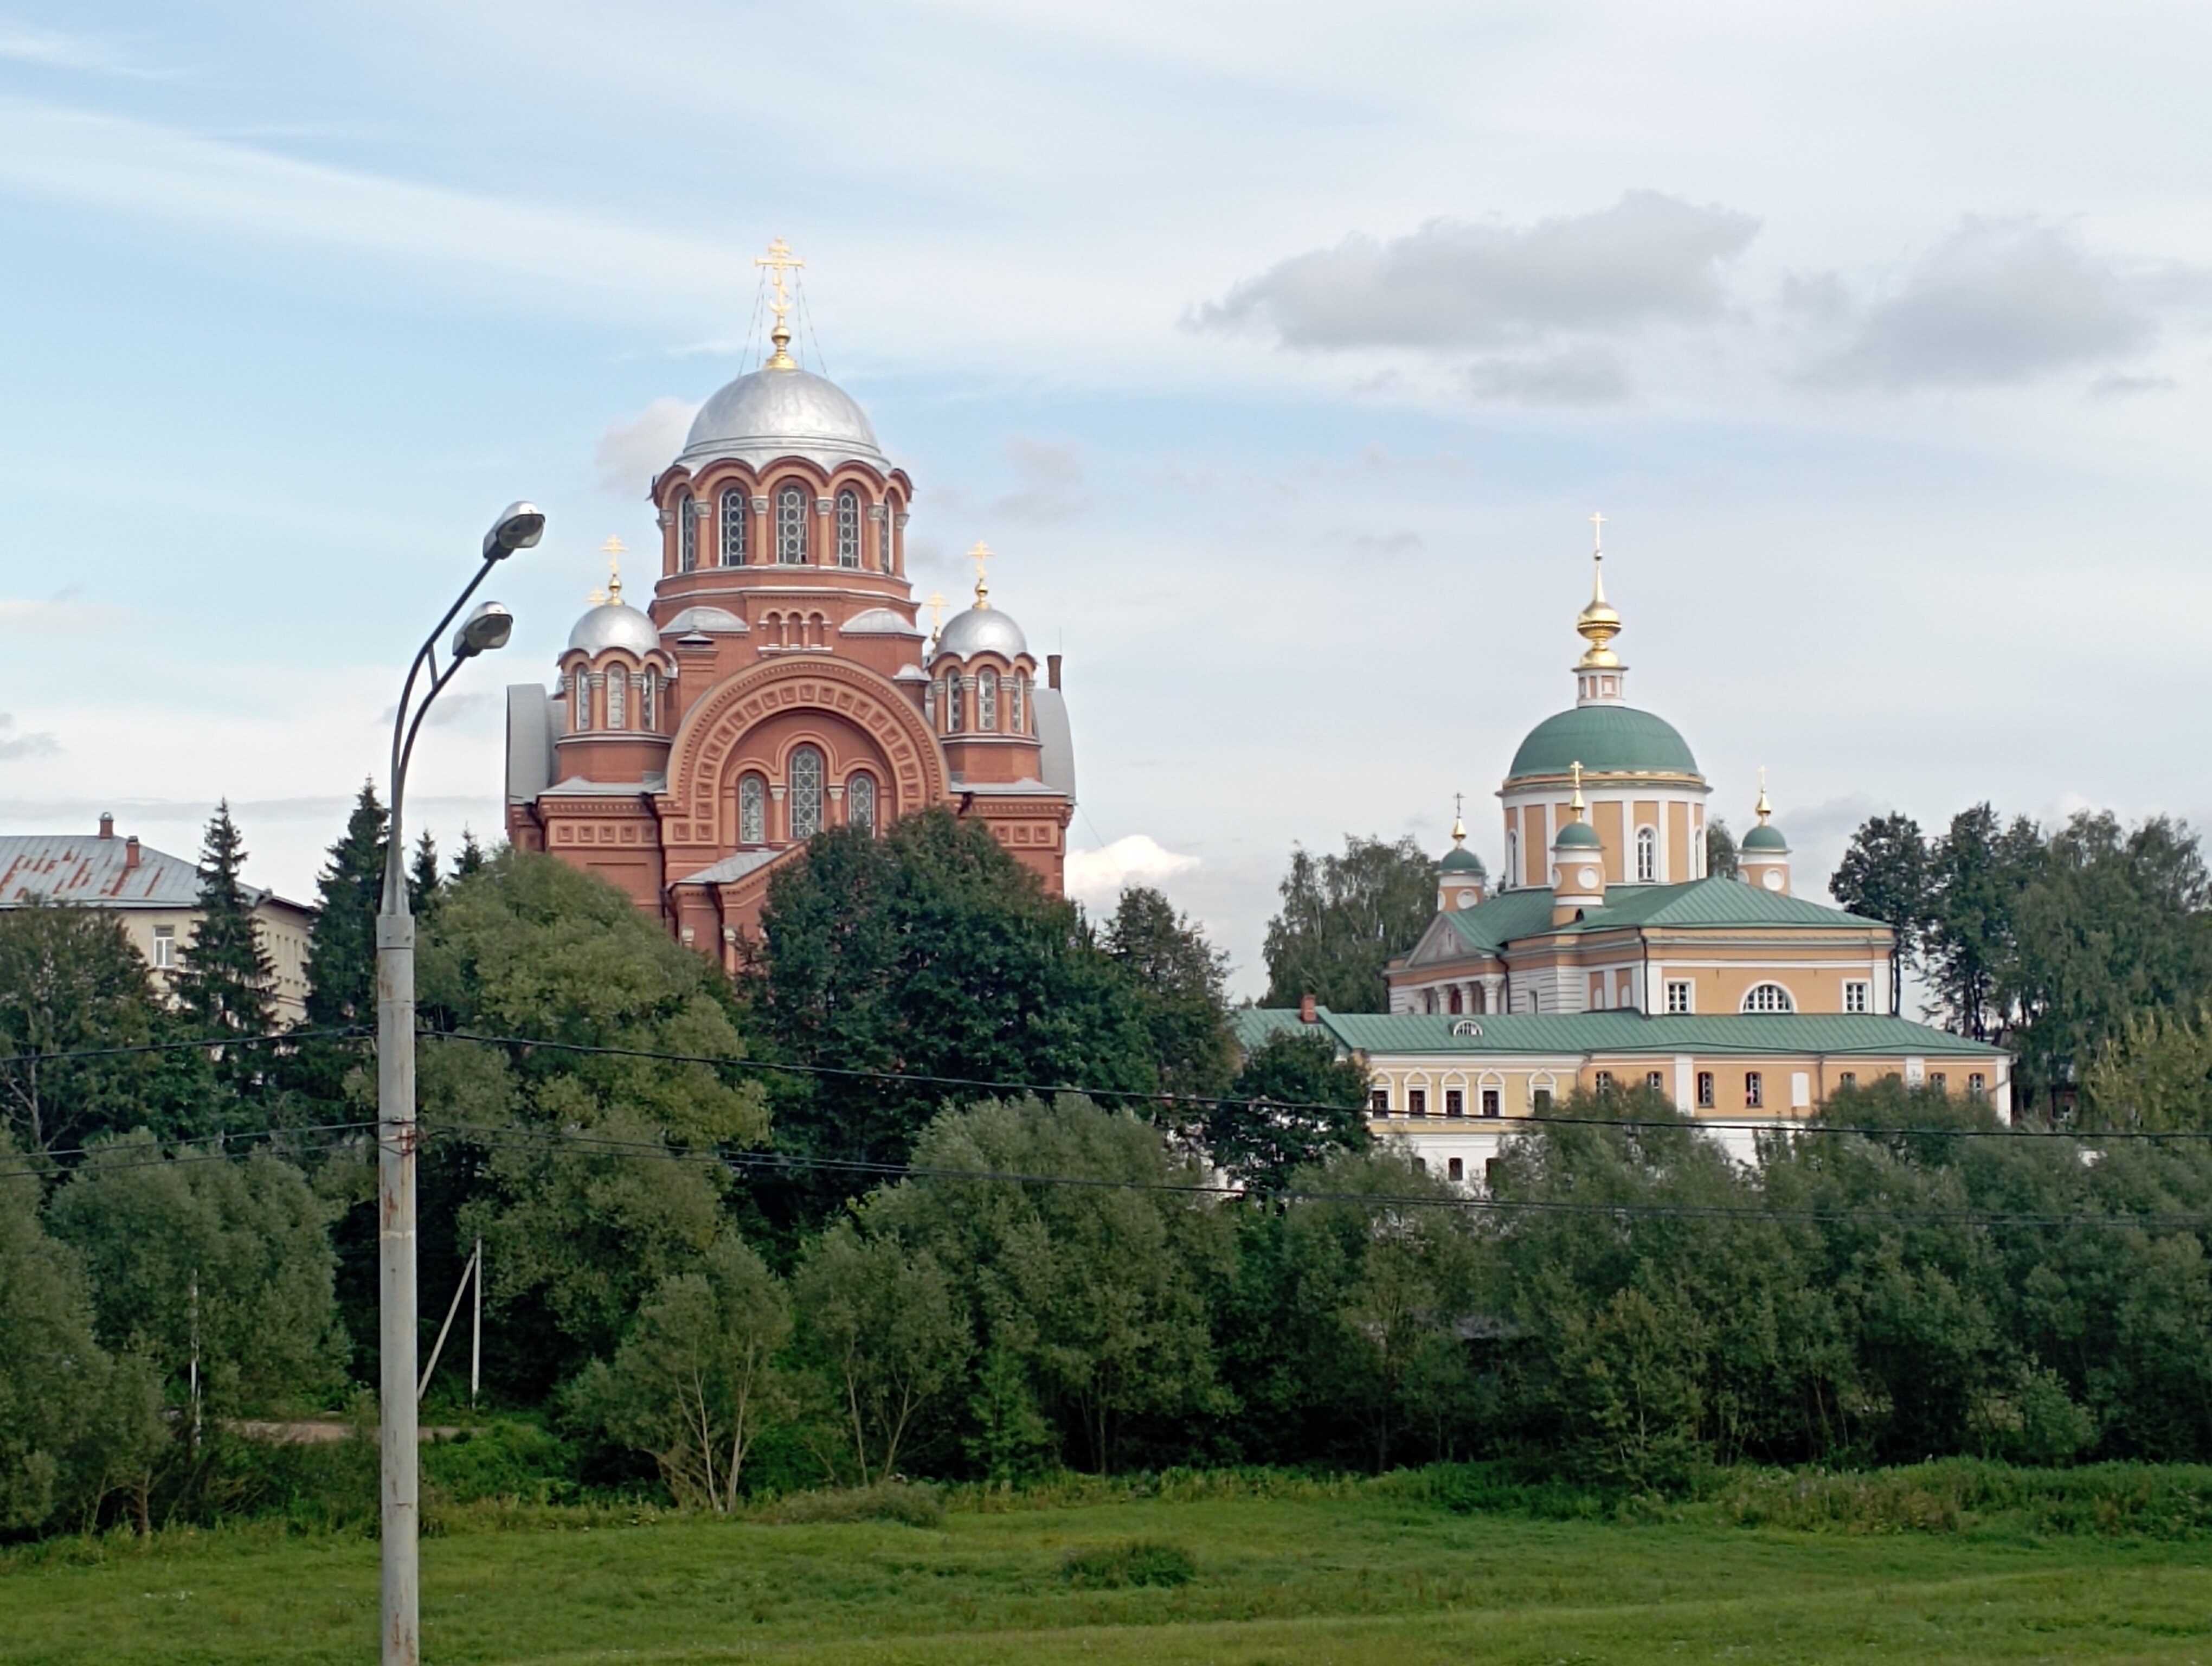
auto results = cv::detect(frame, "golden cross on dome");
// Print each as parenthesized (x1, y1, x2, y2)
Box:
(1450, 791, 1467, 845)
(1570, 759, 1586, 816)
(968, 540, 995, 609)
(1590, 509, 1605, 553)
(1756, 765, 1772, 824)
(590, 536, 626, 606)
(927, 591, 946, 643)
(755, 238, 805, 370)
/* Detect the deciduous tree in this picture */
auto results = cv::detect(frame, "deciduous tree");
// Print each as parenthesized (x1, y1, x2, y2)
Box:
(1262, 836, 1435, 1013)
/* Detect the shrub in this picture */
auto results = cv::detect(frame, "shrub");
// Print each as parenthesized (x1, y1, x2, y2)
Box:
(1062, 1537, 1197, 1588)
(755, 1481, 944, 1527)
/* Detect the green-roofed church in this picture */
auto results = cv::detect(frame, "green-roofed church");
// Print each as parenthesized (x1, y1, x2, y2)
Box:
(1239, 520, 2010, 1179)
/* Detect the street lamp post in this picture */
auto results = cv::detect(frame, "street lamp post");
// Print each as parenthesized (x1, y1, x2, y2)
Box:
(378, 502, 542, 1666)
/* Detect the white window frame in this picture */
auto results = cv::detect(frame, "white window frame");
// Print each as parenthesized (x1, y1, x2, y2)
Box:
(720, 487, 748, 565)
(1666, 979, 1693, 1014)
(1635, 824, 1658, 882)
(1843, 979, 1870, 1014)
(152, 925, 176, 970)
(1741, 982, 1796, 1014)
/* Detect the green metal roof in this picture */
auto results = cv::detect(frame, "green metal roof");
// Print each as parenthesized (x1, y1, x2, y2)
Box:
(1232, 1007, 2007, 1061)
(1741, 822, 1789, 852)
(1554, 819, 1603, 849)
(1439, 845, 1486, 874)
(1507, 704, 1701, 782)
(1432, 876, 1880, 954)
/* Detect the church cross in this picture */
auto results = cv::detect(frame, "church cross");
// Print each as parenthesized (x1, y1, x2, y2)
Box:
(1590, 510, 1605, 553)
(754, 238, 806, 370)
(968, 540, 994, 608)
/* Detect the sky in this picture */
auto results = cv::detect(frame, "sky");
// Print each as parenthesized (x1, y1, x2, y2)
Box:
(1, 1, 2208, 996)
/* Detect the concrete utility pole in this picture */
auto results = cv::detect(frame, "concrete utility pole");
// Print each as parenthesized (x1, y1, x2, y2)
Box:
(378, 502, 541, 1666)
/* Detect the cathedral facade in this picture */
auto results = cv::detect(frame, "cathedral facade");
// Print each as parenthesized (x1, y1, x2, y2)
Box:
(505, 254, 1075, 964)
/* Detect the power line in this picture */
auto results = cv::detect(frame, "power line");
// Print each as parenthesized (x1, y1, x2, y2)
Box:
(0, 1025, 368, 1068)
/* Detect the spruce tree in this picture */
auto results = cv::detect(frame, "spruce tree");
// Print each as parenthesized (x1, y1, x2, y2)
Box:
(409, 829, 441, 916)
(175, 803, 275, 1098)
(303, 781, 387, 1031)
(454, 828, 488, 879)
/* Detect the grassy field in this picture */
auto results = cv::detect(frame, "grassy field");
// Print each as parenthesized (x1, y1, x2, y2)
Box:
(7, 1486, 2212, 1665)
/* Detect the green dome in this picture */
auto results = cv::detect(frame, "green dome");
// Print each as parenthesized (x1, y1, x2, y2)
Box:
(1553, 818, 1603, 850)
(1741, 822, 1789, 853)
(1507, 705, 1700, 782)
(1439, 845, 1486, 874)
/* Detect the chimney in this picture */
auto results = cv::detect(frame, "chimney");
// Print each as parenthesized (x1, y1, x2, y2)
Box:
(124, 836, 140, 872)
(1047, 653, 1062, 691)
(1298, 992, 1318, 1024)
(98, 812, 114, 840)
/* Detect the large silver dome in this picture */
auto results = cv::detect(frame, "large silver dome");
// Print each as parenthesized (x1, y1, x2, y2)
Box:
(934, 605, 1029, 661)
(677, 364, 889, 473)
(568, 600, 660, 657)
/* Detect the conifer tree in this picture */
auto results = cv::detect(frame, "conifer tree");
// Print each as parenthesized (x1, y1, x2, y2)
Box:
(303, 782, 387, 1031)
(175, 803, 275, 1097)
(409, 829, 441, 916)
(454, 828, 488, 879)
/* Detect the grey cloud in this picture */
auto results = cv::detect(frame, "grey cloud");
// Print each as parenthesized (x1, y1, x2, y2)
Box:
(1190, 191, 1760, 354)
(989, 437, 1092, 521)
(593, 395, 698, 496)
(1810, 219, 2182, 390)
(0, 715, 58, 760)
(1463, 346, 1631, 406)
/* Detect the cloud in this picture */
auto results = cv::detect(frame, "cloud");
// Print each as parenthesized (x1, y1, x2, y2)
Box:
(1809, 218, 2192, 390)
(989, 437, 1091, 521)
(0, 24, 155, 75)
(1065, 834, 1200, 908)
(0, 593, 125, 633)
(1462, 345, 1631, 406)
(595, 396, 699, 496)
(1190, 191, 1760, 355)
(0, 715, 58, 760)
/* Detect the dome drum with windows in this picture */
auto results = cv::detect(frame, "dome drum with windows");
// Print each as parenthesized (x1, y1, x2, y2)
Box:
(505, 239, 1078, 959)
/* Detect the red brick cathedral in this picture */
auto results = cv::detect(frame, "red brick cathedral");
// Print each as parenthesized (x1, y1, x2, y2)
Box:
(505, 248, 1077, 965)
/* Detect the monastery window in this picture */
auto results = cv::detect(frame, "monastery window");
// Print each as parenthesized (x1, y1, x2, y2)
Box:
(1445, 1088, 1464, 1118)
(978, 669, 999, 732)
(606, 666, 628, 729)
(1481, 1088, 1500, 1118)
(1594, 1069, 1615, 1096)
(738, 774, 767, 844)
(835, 489, 862, 568)
(1636, 825, 1657, 882)
(1742, 982, 1795, 1014)
(679, 495, 699, 572)
(924, 678, 937, 729)
(788, 745, 825, 840)
(1448, 1157, 1464, 1183)
(1930, 1072, 1947, 1093)
(1407, 1088, 1427, 1118)
(1844, 980, 1870, 1014)
(1666, 979, 1692, 1014)
(847, 772, 878, 838)
(569, 669, 592, 732)
(946, 675, 965, 734)
(1744, 1071, 1764, 1109)
(878, 513, 895, 571)
(1531, 1087, 1553, 1113)
(152, 925, 176, 970)
(640, 669, 658, 731)
(721, 488, 748, 565)
(1646, 1071, 1665, 1096)
(1368, 1089, 1389, 1118)
(1696, 1071, 1715, 1108)
(1506, 830, 1519, 889)
(1838, 1071, 1857, 1088)
(1011, 672, 1026, 735)
(1968, 1072, 1986, 1099)
(776, 484, 809, 563)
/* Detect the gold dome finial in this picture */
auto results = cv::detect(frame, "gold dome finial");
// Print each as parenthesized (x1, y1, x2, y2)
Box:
(593, 536, 626, 606)
(1575, 510, 1622, 669)
(1570, 759, 1587, 819)
(968, 540, 995, 610)
(1451, 791, 1468, 846)
(926, 590, 946, 648)
(754, 238, 806, 371)
(1755, 765, 1772, 825)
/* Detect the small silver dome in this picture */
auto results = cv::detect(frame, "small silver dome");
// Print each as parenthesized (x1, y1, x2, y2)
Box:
(661, 605, 747, 636)
(677, 364, 888, 473)
(568, 600, 660, 657)
(933, 605, 1030, 661)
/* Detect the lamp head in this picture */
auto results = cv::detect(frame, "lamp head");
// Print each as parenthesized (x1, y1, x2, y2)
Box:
(484, 501, 546, 561)
(451, 601, 514, 660)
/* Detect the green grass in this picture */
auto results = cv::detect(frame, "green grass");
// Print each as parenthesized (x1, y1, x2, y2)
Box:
(8, 1485, 2212, 1664)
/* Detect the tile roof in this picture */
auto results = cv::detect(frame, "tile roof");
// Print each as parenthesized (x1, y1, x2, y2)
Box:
(1232, 1006, 2007, 1060)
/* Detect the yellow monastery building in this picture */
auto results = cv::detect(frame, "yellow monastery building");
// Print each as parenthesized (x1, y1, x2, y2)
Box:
(1237, 529, 2009, 1180)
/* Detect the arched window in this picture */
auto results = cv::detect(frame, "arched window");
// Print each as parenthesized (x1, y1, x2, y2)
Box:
(835, 489, 861, 568)
(879, 509, 896, 571)
(776, 484, 809, 563)
(720, 488, 748, 565)
(738, 774, 766, 844)
(640, 668, 658, 731)
(847, 772, 877, 837)
(570, 669, 592, 732)
(788, 745, 824, 839)
(1742, 982, 1795, 1014)
(678, 496, 698, 573)
(1636, 825, 1657, 883)
(1010, 672, 1027, 735)
(978, 669, 998, 732)
(945, 674, 964, 734)
(924, 678, 937, 729)
(606, 665, 627, 729)
(1506, 829, 1519, 890)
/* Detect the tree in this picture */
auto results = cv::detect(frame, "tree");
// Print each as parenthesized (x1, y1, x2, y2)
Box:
(1261, 835, 1436, 1013)
(49, 1136, 346, 1422)
(415, 851, 768, 1388)
(303, 782, 387, 1033)
(793, 1223, 968, 1484)
(1212, 1029, 1372, 1190)
(865, 1094, 1232, 1473)
(1830, 813, 1932, 1016)
(569, 1231, 792, 1512)
(1705, 817, 1739, 882)
(173, 803, 275, 1092)
(1099, 887, 1234, 1103)
(746, 811, 1158, 1198)
(2082, 1003, 2212, 1131)
(410, 830, 442, 915)
(1925, 805, 2042, 1041)
(0, 1133, 165, 1534)
(454, 828, 490, 879)
(0, 903, 209, 1152)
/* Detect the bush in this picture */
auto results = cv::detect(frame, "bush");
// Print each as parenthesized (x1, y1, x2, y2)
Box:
(422, 1421, 581, 1507)
(755, 1481, 944, 1527)
(1062, 1537, 1197, 1588)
